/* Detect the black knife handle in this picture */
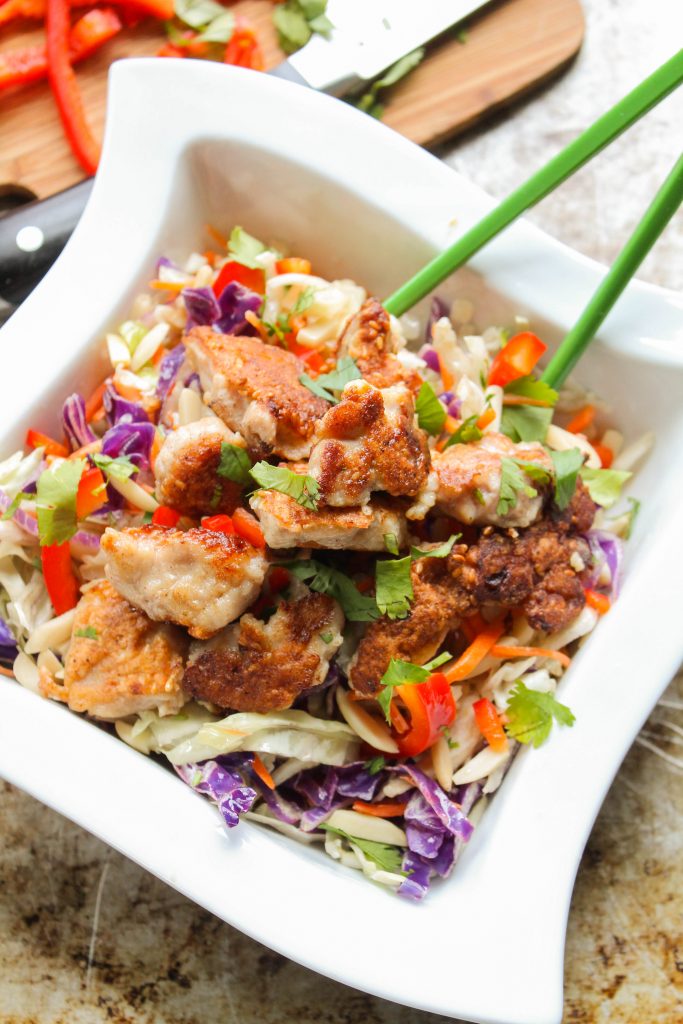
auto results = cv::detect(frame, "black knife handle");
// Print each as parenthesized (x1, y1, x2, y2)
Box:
(0, 177, 93, 307)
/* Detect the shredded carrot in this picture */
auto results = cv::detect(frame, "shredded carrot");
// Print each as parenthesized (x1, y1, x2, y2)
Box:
(203, 250, 217, 266)
(68, 439, 101, 460)
(443, 415, 459, 433)
(352, 800, 406, 818)
(245, 309, 273, 344)
(566, 404, 595, 434)
(593, 442, 614, 468)
(584, 589, 611, 616)
(438, 356, 454, 391)
(0, 665, 15, 679)
(444, 619, 505, 682)
(490, 644, 571, 668)
(502, 394, 552, 408)
(252, 754, 275, 790)
(148, 279, 186, 293)
(115, 380, 144, 402)
(150, 431, 163, 471)
(476, 407, 496, 430)
(84, 381, 107, 421)
(389, 700, 410, 734)
(205, 223, 227, 248)
(435, 435, 451, 453)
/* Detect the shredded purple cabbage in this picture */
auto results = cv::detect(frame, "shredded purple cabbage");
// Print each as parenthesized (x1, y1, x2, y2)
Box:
(62, 394, 96, 451)
(335, 763, 384, 802)
(0, 617, 17, 654)
(420, 345, 441, 373)
(425, 295, 449, 343)
(101, 421, 155, 471)
(404, 791, 447, 859)
(256, 785, 303, 826)
(182, 287, 221, 329)
(176, 756, 257, 828)
(156, 343, 186, 402)
(586, 530, 624, 598)
(104, 385, 149, 426)
(398, 764, 473, 841)
(215, 282, 262, 335)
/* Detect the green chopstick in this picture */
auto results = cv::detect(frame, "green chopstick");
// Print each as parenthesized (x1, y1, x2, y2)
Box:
(384, 50, 683, 318)
(542, 153, 683, 388)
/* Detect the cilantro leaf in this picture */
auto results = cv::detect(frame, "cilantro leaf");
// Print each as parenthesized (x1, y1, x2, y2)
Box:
(376, 652, 451, 722)
(1, 491, 34, 521)
(580, 466, 632, 508)
(35, 459, 85, 546)
(92, 453, 139, 485)
(550, 448, 584, 510)
(505, 681, 576, 748)
(497, 457, 541, 516)
(75, 626, 98, 640)
(217, 443, 253, 488)
(410, 535, 459, 560)
(227, 226, 266, 269)
(321, 825, 404, 874)
(363, 756, 386, 775)
(383, 533, 400, 555)
(291, 286, 317, 316)
(415, 381, 447, 436)
(320, 631, 334, 644)
(375, 555, 412, 619)
(504, 375, 558, 405)
(352, 47, 425, 120)
(443, 414, 482, 448)
(284, 559, 379, 622)
(250, 462, 320, 511)
(300, 357, 361, 404)
(500, 404, 553, 443)
(273, 0, 332, 54)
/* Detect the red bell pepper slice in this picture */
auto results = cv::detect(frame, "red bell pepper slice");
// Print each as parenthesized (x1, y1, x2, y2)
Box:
(394, 672, 456, 758)
(472, 698, 508, 753)
(212, 260, 265, 297)
(152, 505, 181, 528)
(232, 508, 266, 548)
(46, 0, 101, 175)
(41, 543, 79, 615)
(487, 332, 546, 388)
(25, 428, 69, 459)
(201, 514, 235, 536)
(75, 466, 106, 519)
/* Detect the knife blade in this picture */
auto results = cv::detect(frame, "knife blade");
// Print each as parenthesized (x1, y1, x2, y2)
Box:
(0, 0, 490, 315)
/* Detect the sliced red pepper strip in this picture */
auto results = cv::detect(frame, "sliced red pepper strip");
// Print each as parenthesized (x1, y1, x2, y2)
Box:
(75, 466, 106, 519)
(25, 428, 69, 459)
(152, 506, 181, 528)
(472, 698, 508, 753)
(487, 332, 546, 388)
(201, 514, 235, 536)
(46, 0, 101, 175)
(232, 507, 266, 548)
(41, 543, 79, 615)
(0, 0, 171, 25)
(444, 620, 505, 683)
(212, 260, 265, 297)
(394, 672, 456, 758)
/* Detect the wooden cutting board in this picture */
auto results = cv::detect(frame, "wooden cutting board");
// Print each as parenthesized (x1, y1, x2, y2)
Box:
(0, 0, 584, 199)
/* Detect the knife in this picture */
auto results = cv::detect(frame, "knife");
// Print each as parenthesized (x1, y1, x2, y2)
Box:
(0, 0, 489, 316)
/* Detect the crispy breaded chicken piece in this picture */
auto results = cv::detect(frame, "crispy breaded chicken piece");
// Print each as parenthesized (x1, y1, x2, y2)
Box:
(101, 524, 268, 639)
(336, 298, 422, 393)
(349, 556, 472, 695)
(308, 380, 435, 518)
(154, 417, 247, 518)
(46, 580, 189, 719)
(433, 433, 553, 528)
(249, 489, 408, 550)
(183, 589, 344, 712)
(185, 327, 329, 459)
(349, 487, 595, 693)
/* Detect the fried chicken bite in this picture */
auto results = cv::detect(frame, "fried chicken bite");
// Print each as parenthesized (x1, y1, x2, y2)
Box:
(308, 380, 435, 518)
(185, 327, 329, 459)
(183, 588, 344, 712)
(101, 524, 268, 639)
(336, 298, 422, 393)
(433, 433, 553, 528)
(249, 489, 408, 550)
(154, 417, 247, 518)
(45, 580, 189, 720)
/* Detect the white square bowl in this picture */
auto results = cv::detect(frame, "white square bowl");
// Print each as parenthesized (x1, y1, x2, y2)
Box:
(0, 60, 682, 1024)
